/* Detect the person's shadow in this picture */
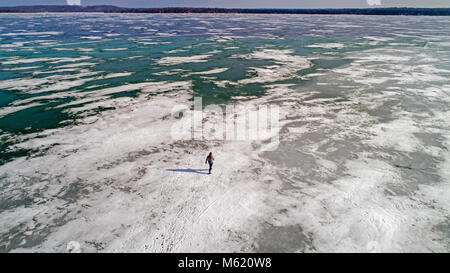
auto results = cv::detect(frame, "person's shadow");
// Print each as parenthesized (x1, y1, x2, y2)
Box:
(166, 168, 210, 175)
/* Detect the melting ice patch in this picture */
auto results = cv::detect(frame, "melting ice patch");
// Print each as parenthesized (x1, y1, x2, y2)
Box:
(1, 56, 91, 65)
(155, 54, 212, 65)
(232, 49, 312, 84)
(188, 68, 229, 75)
(306, 43, 346, 49)
(0, 32, 63, 37)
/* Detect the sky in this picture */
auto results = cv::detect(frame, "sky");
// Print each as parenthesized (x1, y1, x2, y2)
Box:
(0, 0, 449, 8)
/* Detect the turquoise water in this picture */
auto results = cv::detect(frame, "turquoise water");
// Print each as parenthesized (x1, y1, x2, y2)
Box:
(1, 14, 448, 165)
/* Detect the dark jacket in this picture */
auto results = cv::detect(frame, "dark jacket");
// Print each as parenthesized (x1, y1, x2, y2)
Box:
(205, 155, 214, 165)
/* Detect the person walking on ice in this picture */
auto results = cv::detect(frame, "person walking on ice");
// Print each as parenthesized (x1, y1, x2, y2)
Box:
(205, 152, 214, 174)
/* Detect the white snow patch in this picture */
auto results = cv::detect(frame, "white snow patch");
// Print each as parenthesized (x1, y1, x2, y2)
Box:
(155, 54, 212, 66)
(306, 43, 346, 49)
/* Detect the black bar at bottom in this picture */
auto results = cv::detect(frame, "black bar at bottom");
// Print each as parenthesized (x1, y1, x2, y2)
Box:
(1, 253, 446, 272)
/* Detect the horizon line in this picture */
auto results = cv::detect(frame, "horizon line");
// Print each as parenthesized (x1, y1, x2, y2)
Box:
(1, 5, 450, 9)
(1, 5, 449, 16)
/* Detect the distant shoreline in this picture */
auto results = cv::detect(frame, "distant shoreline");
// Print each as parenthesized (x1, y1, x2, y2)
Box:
(0, 6, 449, 16)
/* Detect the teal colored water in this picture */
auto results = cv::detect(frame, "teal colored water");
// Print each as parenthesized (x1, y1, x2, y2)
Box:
(1, 14, 450, 164)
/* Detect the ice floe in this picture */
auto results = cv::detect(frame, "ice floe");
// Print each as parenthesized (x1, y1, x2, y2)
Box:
(155, 54, 212, 66)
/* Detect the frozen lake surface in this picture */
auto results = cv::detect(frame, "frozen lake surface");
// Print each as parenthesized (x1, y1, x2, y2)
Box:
(0, 14, 449, 252)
